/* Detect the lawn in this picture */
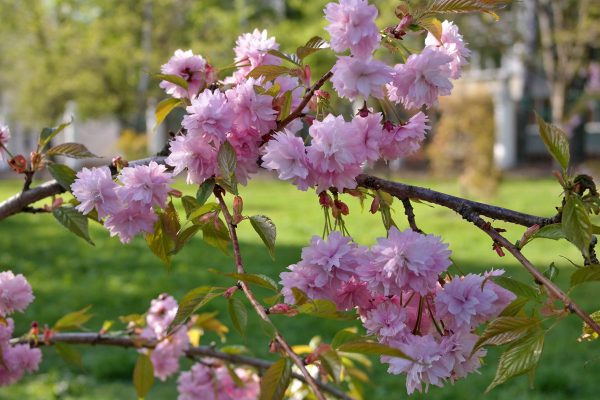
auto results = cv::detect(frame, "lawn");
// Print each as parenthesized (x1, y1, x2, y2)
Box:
(0, 174, 599, 399)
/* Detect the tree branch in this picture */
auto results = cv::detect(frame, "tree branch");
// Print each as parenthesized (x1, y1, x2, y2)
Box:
(12, 333, 352, 400)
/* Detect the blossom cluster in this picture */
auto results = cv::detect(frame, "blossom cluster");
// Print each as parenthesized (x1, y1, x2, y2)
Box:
(71, 161, 174, 243)
(0, 271, 42, 386)
(138, 294, 260, 399)
(279, 228, 516, 394)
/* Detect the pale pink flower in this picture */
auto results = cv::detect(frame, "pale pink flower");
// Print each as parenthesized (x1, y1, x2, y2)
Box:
(350, 112, 385, 163)
(382, 334, 454, 394)
(233, 29, 281, 80)
(261, 129, 311, 190)
(443, 332, 486, 380)
(183, 90, 233, 143)
(177, 363, 216, 400)
(166, 134, 218, 185)
(71, 166, 120, 218)
(160, 49, 216, 99)
(146, 294, 179, 339)
(216, 366, 260, 400)
(0, 343, 42, 387)
(386, 47, 453, 109)
(150, 328, 189, 381)
(0, 125, 10, 162)
(380, 112, 430, 160)
(358, 227, 452, 296)
(280, 263, 328, 304)
(362, 297, 409, 339)
(103, 203, 157, 244)
(225, 78, 277, 134)
(330, 276, 372, 310)
(0, 318, 14, 342)
(117, 161, 174, 208)
(324, 0, 381, 58)
(226, 130, 262, 185)
(0, 271, 34, 316)
(331, 56, 392, 101)
(424, 20, 471, 79)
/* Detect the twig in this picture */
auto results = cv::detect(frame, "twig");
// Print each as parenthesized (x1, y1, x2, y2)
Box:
(400, 198, 423, 233)
(214, 189, 332, 400)
(12, 333, 352, 400)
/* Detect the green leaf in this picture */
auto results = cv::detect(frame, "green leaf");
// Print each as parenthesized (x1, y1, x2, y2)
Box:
(247, 65, 291, 81)
(486, 331, 545, 392)
(493, 276, 540, 301)
(578, 310, 600, 342)
(267, 50, 302, 66)
(570, 264, 600, 287)
(297, 299, 355, 320)
(214, 271, 278, 292)
(296, 36, 329, 60)
(500, 297, 530, 317)
(201, 217, 230, 254)
(228, 297, 248, 336)
(217, 141, 238, 195)
(133, 354, 154, 400)
(319, 350, 343, 383)
(331, 327, 361, 349)
(418, 16, 443, 41)
(535, 112, 570, 171)
(249, 215, 276, 260)
(53, 206, 94, 245)
(181, 196, 200, 218)
(54, 305, 93, 331)
(187, 202, 220, 222)
(145, 219, 172, 269)
(170, 225, 202, 255)
(531, 223, 566, 241)
(55, 343, 83, 368)
(291, 288, 309, 306)
(155, 97, 182, 128)
(170, 286, 224, 329)
(155, 73, 189, 90)
(427, 0, 511, 19)
(196, 178, 215, 206)
(39, 120, 72, 149)
(47, 142, 98, 159)
(562, 193, 593, 259)
(338, 340, 412, 360)
(277, 90, 293, 122)
(543, 263, 559, 282)
(259, 358, 292, 400)
(259, 318, 277, 339)
(161, 201, 180, 241)
(474, 316, 540, 350)
(48, 163, 77, 190)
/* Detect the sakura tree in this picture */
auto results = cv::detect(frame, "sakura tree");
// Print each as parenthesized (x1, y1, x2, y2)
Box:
(1, 0, 599, 399)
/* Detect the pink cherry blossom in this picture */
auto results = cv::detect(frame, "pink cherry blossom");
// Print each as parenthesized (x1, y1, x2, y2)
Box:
(103, 203, 157, 244)
(361, 297, 409, 339)
(216, 366, 260, 400)
(150, 327, 190, 381)
(177, 363, 215, 400)
(380, 112, 430, 160)
(280, 262, 328, 304)
(331, 56, 392, 101)
(0, 125, 10, 162)
(117, 161, 174, 208)
(0, 343, 42, 386)
(183, 90, 233, 143)
(443, 332, 486, 380)
(146, 294, 179, 339)
(160, 49, 216, 99)
(382, 334, 454, 394)
(424, 20, 471, 79)
(166, 134, 218, 185)
(324, 0, 381, 58)
(330, 276, 372, 310)
(0, 271, 34, 316)
(0, 318, 14, 342)
(350, 112, 385, 163)
(226, 129, 261, 185)
(386, 47, 453, 109)
(225, 78, 277, 134)
(233, 29, 281, 81)
(358, 227, 452, 296)
(261, 129, 312, 190)
(71, 166, 120, 218)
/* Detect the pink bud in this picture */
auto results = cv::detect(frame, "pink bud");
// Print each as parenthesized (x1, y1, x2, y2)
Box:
(8, 154, 27, 173)
(223, 286, 238, 299)
(370, 196, 380, 214)
(334, 200, 349, 216)
(269, 304, 299, 317)
(319, 192, 333, 208)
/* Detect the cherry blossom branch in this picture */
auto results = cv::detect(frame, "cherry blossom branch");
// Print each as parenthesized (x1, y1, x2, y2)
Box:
(12, 333, 352, 400)
(400, 198, 423, 233)
(214, 188, 330, 400)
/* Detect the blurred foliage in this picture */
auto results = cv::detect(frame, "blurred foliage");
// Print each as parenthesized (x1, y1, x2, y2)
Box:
(428, 87, 500, 196)
(116, 129, 148, 160)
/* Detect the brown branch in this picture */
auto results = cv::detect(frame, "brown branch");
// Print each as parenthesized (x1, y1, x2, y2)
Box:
(12, 333, 352, 400)
(214, 189, 332, 400)
(400, 198, 423, 233)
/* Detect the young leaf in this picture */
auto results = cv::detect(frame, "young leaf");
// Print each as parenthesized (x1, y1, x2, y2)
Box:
(215, 271, 278, 292)
(319, 349, 343, 383)
(228, 297, 248, 336)
(259, 357, 292, 400)
(39, 120, 72, 149)
(201, 217, 230, 255)
(331, 327, 361, 349)
(428, 0, 511, 19)
(486, 331, 545, 392)
(500, 297, 530, 317)
(296, 36, 329, 60)
(277, 91, 293, 122)
(249, 215, 276, 259)
(47, 143, 99, 159)
(267, 50, 302, 66)
(417, 16, 443, 42)
(196, 178, 215, 206)
(474, 316, 540, 350)
(217, 141, 238, 195)
(259, 318, 277, 339)
(187, 202, 220, 222)
(154, 73, 189, 90)
(171, 286, 224, 328)
(535, 112, 570, 171)
(161, 201, 181, 241)
(297, 299, 355, 320)
(247, 65, 291, 81)
(53, 206, 94, 245)
(55, 343, 83, 369)
(493, 276, 540, 301)
(170, 225, 202, 255)
(578, 310, 600, 342)
(48, 163, 77, 190)
(562, 193, 592, 259)
(155, 97, 182, 128)
(145, 219, 172, 269)
(133, 353, 154, 400)
(530, 223, 566, 241)
(338, 340, 412, 360)
(54, 305, 93, 331)
(181, 196, 200, 218)
(570, 264, 600, 288)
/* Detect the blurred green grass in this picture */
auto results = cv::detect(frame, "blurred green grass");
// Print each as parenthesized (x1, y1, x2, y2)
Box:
(0, 175, 599, 399)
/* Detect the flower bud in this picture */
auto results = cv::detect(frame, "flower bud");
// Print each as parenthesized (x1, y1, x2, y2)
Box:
(169, 189, 183, 198)
(268, 304, 299, 317)
(30, 151, 43, 171)
(8, 154, 27, 173)
(233, 196, 243, 216)
(370, 196, 380, 214)
(223, 286, 238, 299)
(319, 192, 333, 208)
(334, 199, 349, 216)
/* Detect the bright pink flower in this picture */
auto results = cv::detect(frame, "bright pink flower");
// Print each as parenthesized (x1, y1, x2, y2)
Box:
(424, 20, 471, 79)
(117, 161, 174, 208)
(160, 49, 216, 99)
(225, 78, 277, 135)
(358, 227, 452, 296)
(382, 334, 454, 394)
(350, 112, 385, 163)
(362, 297, 409, 339)
(103, 203, 157, 244)
(233, 29, 281, 81)
(380, 112, 430, 160)
(261, 130, 311, 190)
(324, 0, 381, 58)
(166, 134, 218, 185)
(330, 276, 372, 310)
(306, 114, 365, 192)
(331, 56, 392, 101)
(71, 166, 120, 218)
(386, 47, 453, 109)
(0, 125, 10, 162)
(0, 271, 34, 316)
(183, 90, 233, 143)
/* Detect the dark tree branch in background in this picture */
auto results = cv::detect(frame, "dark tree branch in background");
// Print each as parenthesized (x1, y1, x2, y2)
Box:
(12, 333, 352, 400)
